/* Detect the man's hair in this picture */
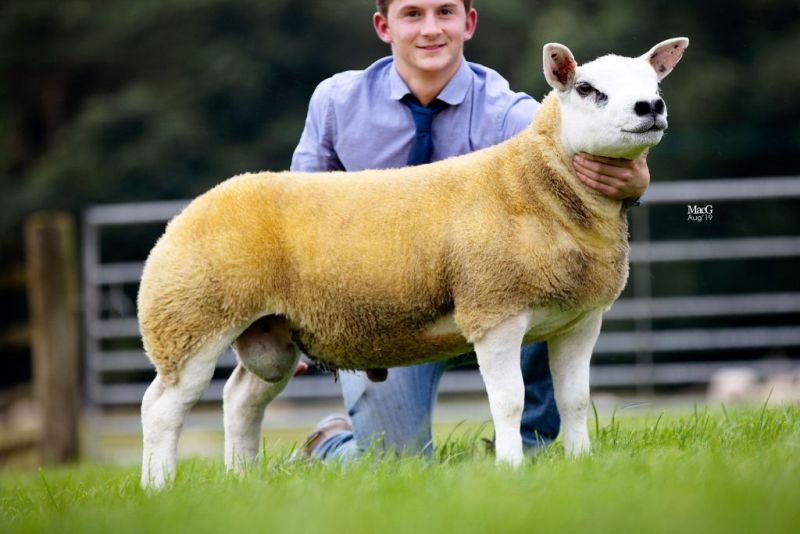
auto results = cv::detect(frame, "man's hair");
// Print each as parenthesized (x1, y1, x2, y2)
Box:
(376, 0, 473, 17)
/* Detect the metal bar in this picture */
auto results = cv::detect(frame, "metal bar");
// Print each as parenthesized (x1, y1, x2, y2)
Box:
(631, 203, 654, 394)
(645, 177, 800, 203)
(95, 263, 144, 284)
(85, 201, 189, 226)
(590, 359, 800, 387)
(605, 293, 800, 320)
(98, 375, 344, 405)
(81, 212, 103, 407)
(595, 326, 800, 353)
(88, 318, 140, 339)
(630, 237, 800, 262)
(96, 349, 237, 372)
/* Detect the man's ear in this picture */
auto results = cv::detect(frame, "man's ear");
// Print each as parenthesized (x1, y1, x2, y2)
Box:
(543, 43, 576, 92)
(641, 37, 689, 81)
(373, 11, 392, 44)
(463, 8, 478, 42)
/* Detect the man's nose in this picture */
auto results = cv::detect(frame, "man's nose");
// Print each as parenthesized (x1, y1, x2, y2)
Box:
(420, 13, 442, 36)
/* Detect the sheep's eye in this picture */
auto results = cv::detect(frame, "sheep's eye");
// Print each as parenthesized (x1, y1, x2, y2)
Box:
(575, 82, 595, 97)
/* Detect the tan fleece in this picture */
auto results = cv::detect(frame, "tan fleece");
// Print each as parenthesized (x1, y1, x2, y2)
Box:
(137, 92, 629, 384)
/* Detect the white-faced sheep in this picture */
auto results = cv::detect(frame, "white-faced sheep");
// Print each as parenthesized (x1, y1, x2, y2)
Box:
(139, 38, 688, 489)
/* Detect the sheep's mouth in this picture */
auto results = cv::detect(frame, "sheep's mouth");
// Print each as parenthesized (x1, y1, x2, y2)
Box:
(622, 118, 667, 134)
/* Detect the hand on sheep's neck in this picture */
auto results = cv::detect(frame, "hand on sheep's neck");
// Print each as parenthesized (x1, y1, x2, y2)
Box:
(545, 97, 653, 204)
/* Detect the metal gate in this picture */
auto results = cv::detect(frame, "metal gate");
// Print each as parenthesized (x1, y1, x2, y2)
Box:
(82, 177, 800, 407)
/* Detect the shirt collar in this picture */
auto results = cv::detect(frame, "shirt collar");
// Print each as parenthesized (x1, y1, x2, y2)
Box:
(388, 57, 471, 106)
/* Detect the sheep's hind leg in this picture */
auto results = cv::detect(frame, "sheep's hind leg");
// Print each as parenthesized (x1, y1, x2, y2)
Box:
(141, 338, 229, 490)
(473, 311, 532, 467)
(224, 316, 300, 474)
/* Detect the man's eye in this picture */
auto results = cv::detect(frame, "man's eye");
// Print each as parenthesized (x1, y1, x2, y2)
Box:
(406, 10, 421, 18)
(576, 83, 595, 97)
(440, 8, 453, 15)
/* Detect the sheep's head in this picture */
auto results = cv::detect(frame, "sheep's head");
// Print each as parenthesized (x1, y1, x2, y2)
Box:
(543, 38, 689, 160)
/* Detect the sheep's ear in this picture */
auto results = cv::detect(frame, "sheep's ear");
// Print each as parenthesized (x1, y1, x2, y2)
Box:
(641, 37, 689, 81)
(543, 43, 576, 92)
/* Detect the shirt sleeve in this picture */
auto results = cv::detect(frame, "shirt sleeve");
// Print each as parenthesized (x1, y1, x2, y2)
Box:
(290, 78, 344, 172)
(500, 96, 540, 141)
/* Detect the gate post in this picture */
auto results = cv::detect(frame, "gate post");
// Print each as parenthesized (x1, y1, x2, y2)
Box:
(24, 211, 81, 464)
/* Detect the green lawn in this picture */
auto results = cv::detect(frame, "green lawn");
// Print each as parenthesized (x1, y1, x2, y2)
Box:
(2, 403, 798, 534)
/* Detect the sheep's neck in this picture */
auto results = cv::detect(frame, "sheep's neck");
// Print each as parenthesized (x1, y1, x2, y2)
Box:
(490, 94, 626, 242)
(535, 95, 622, 219)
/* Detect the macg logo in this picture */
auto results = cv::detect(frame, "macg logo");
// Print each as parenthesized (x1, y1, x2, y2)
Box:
(687, 204, 713, 222)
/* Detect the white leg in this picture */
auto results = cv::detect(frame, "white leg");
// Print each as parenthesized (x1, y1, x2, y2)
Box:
(548, 310, 603, 458)
(141, 374, 164, 420)
(224, 316, 299, 474)
(140, 374, 165, 487)
(473, 311, 532, 467)
(223, 360, 297, 474)
(141, 340, 226, 490)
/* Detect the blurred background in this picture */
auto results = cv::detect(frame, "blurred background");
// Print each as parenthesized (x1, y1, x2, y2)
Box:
(1, 0, 798, 466)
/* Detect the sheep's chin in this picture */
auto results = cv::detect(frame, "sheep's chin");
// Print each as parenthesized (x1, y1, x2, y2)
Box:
(621, 129, 663, 145)
(596, 130, 663, 159)
(592, 138, 658, 160)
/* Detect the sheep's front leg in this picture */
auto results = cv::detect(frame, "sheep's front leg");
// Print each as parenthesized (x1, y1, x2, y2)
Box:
(548, 310, 603, 457)
(474, 311, 533, 467)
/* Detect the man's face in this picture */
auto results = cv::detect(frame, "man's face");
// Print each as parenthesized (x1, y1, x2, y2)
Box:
(374, 1, 477, 78)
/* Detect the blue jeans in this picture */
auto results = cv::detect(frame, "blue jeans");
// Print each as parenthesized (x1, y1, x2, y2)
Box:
(312, 342, 560, 461)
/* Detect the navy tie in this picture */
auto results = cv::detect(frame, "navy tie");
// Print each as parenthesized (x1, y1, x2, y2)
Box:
(403, 96, 448, 165)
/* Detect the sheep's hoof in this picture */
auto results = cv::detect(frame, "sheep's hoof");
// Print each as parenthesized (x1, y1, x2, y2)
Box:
(366, 369, 388, 382)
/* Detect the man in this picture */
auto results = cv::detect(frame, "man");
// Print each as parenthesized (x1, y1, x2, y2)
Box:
(290, 0, 649, 460)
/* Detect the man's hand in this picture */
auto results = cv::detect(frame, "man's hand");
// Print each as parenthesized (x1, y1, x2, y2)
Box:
(572, 152, 650, 201)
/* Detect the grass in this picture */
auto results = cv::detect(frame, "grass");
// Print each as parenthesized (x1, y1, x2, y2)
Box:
(1, 402, 799, 534)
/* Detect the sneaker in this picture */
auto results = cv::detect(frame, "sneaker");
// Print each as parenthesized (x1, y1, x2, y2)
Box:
(292, 413, 352, 460)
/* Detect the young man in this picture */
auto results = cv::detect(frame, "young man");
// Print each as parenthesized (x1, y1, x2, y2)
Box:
(290, 0, 649, 460)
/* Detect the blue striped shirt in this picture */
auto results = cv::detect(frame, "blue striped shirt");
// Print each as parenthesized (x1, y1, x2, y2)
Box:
(291, 56, 540, 172)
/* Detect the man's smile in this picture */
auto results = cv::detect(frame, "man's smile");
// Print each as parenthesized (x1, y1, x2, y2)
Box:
(418, 44, 447, 51)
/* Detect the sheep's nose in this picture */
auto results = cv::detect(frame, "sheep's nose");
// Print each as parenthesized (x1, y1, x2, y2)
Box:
(634, 98, 665, 116)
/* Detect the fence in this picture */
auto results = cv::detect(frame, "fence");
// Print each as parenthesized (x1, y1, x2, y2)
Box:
(82, 177, 800, 407)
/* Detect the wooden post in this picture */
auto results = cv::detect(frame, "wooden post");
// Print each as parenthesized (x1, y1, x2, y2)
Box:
(24, 212, 81, 464)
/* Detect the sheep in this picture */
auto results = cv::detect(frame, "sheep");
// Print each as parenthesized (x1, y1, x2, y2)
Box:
(138, 38, 689, 489)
